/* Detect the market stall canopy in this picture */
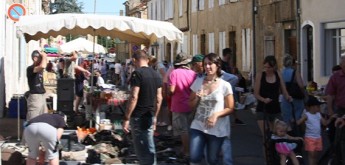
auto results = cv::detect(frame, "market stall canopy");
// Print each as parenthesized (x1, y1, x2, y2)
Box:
(59, 37, 106, 54)
(16, 13, 184, 45)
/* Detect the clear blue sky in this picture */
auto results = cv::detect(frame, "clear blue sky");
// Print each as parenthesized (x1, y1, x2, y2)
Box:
(81, 0, 126, 15)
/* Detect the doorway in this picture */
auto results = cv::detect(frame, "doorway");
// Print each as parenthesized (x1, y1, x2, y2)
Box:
(229, 31, 236, 67)
(301, 25, 314, 82)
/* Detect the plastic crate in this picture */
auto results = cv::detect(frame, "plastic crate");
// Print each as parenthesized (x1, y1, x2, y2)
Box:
(8, 97, 27, 119)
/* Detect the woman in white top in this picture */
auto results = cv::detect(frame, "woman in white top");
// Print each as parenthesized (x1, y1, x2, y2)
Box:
(94, 70, 105, 87)
(189, 53, 235, 165)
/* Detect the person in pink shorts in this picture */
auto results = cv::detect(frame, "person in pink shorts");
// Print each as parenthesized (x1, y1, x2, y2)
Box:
(297, 95, 337, 165)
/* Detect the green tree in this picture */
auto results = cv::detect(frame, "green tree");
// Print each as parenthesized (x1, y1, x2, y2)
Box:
(50, 0, 84, 42)
(53, 0, 84, 14)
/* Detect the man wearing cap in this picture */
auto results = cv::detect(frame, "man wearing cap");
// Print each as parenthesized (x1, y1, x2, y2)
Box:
(168, 52, 196, 158)
(26, 50, 48, 120)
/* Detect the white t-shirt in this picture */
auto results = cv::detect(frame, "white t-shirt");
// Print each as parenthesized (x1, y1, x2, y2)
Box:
(156, 62, 167, 78)
(97, 76, 105, 86)
(304, 111, 322, 138)
(163, 66, 174, 83)
(190, 76, 233, 137)
(114, 63, 122, 74)
(93, 63, 99, 70)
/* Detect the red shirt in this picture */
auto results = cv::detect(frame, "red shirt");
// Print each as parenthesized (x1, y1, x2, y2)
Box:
(326, 70, 345, 108)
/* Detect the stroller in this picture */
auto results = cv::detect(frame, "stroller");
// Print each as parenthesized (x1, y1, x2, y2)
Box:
(263, 103, 304, 165)
(318, 119, 345, 165)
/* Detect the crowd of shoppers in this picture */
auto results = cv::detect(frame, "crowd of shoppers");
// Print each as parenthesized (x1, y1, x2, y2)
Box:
(24, 46, 345, 165)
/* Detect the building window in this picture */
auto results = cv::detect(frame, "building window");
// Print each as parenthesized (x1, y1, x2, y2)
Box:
(201, 34, 206, 55)
(324, 27, 345, 76)
(193, 34, 198, 55)
(264, 36, 275, 57)
(208, 33, 215, 53)
(209, 0, 214, 8)
(219, 31, 226, 57)
(229, 31, 236, 66)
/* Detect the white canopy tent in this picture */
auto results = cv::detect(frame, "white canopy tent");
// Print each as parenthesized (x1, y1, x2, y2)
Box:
(16, 13, 183, 45)
(59, 37, 106, 55)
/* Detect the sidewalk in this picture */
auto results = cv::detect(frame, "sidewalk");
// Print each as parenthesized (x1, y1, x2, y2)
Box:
(231, 109, 265, 165)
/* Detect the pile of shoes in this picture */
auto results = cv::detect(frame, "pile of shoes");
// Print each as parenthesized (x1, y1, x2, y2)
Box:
(83, 130, 133, 164)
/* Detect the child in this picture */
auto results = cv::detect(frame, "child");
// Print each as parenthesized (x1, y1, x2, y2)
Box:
(272, 119, 303, 165)
(297, 95, 336, 165)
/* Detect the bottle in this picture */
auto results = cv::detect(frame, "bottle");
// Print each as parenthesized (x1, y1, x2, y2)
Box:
(95, 111, 100, 130)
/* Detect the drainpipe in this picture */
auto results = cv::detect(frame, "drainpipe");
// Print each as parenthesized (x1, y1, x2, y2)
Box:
(252, 0, 257, 81)
(296, 0, 301, 71)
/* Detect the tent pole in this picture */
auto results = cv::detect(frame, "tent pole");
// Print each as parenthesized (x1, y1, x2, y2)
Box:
(89, 0, 97, 128)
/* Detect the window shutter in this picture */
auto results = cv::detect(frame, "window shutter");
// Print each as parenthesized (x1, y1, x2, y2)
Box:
(169, 0, 174, 19)
(242, 29, 251, 72)
(199, 0, 204, 10)
(183, 35, 188, 53)
(179, 0, 183, 16)
(192, 0, 197, 13)
(219, 32, 225, 56)
(152, 1, 156, 20)
(157, 0, 161, 20)
(208, 33, 214, 53)
(164, 0, 168, 20)
(193, 34, 198, 55)
(209, 0, 214, 8)
(148, 2, 152, 19)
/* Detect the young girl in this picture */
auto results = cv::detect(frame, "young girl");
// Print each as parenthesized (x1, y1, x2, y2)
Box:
(272, 119, 302, 165)
(297, 95, 336, 165)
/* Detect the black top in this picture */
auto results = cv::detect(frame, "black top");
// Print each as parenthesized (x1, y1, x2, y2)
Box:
(130, 67, 162, 118)
(28, 113, 66, 128)
(256, 72, 281, 114)
(221, 60, 233, 74)
(27, 65, 46, 94)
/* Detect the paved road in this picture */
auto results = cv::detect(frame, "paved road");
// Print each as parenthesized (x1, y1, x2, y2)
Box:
(231, 109, 266, 165)
(0, 108, 267, 165)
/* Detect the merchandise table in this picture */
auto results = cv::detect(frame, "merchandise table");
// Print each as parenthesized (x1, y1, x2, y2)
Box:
(85, 90, 129, 129)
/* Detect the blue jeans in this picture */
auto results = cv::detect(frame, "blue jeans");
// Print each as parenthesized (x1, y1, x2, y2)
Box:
(280, 98, 304, 126)
(130, 117, 156, 165)
(221, 137, 233, 165)
(189, 129, 225, 165)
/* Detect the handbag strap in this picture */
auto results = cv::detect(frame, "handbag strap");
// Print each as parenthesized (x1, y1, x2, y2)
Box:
(290, 70, 296, 83)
